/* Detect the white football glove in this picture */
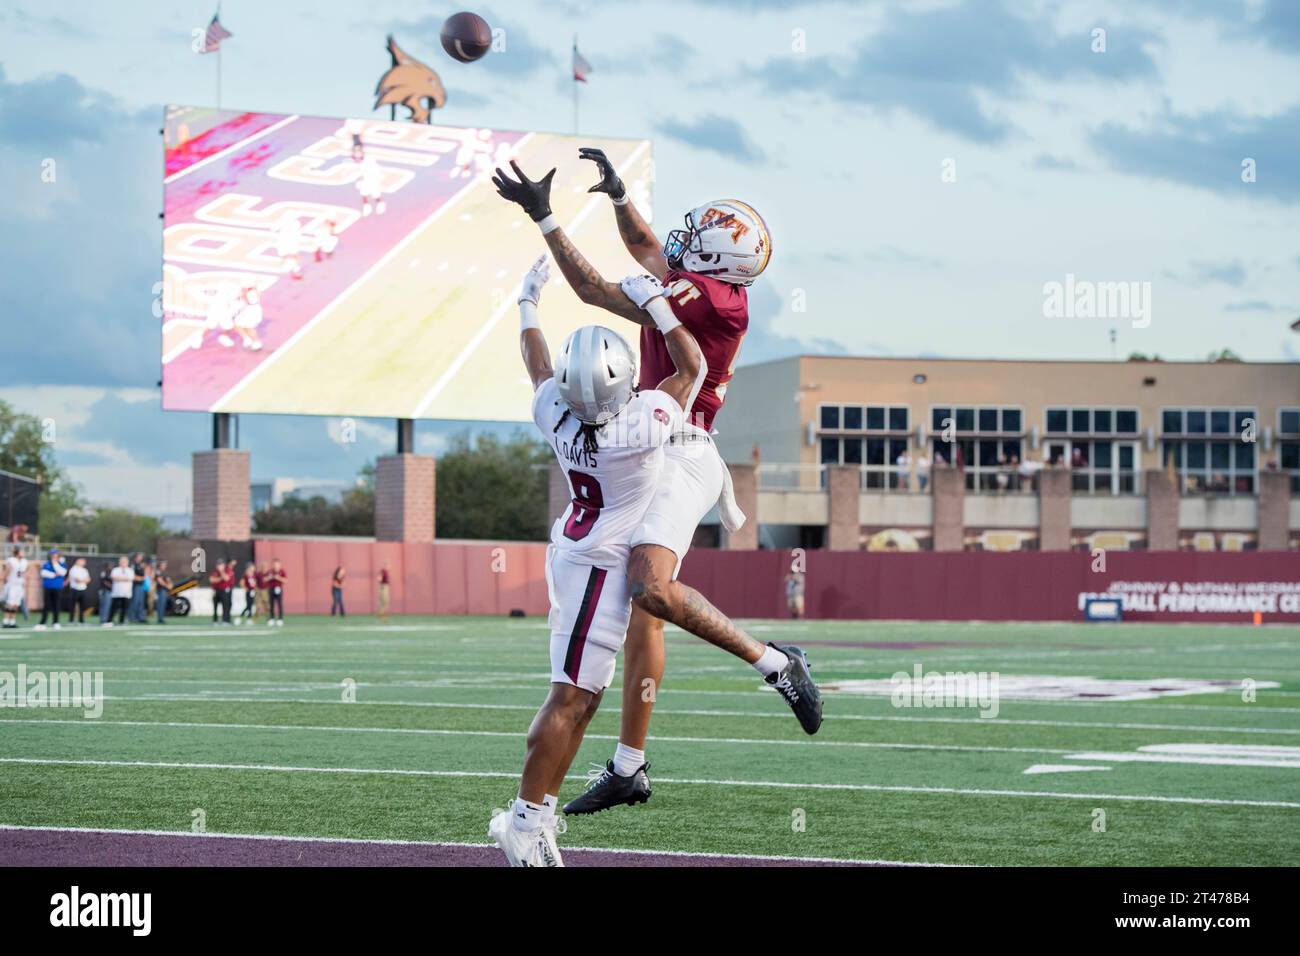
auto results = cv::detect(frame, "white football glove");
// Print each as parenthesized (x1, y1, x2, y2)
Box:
(518, 254, 550, 305)
(620, 273, 665, 308)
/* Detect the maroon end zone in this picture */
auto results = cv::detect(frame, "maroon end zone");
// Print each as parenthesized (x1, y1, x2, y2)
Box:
(0, 828, 881, 867)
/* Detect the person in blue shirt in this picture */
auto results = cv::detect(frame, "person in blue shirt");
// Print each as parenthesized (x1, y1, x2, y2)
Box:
(37, 548, 67, 630)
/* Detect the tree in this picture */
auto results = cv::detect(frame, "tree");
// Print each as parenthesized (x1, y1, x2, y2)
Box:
(43, 506, 166, 554)
(0, 399, 60, 489)
(1207, 348, 1243, 362)
(435, 431, 551, 541)
(252, 483, 375, 536)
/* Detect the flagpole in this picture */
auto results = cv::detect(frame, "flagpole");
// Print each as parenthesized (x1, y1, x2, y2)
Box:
(217, 46, 222, 108)
(572, 36, 578, 135)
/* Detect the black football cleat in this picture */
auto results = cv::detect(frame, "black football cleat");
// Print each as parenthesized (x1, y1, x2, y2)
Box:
(562, 761, 651, 815)
(765, 643, 823, 735)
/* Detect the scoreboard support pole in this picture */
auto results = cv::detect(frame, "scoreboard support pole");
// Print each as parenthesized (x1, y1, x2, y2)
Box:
(396, 418, 414, 454)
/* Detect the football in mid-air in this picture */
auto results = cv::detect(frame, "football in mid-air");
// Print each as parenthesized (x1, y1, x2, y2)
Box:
(440, 11, 492, 62)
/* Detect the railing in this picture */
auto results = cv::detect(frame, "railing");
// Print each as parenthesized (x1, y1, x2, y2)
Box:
(757, 464, 826, 492)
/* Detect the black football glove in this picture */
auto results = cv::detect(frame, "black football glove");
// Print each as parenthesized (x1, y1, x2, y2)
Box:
(492, 160, 555, 222)
(578, 147, 626, 201)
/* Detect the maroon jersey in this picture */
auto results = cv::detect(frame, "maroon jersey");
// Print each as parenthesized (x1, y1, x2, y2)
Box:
(636, 269, 747, 432)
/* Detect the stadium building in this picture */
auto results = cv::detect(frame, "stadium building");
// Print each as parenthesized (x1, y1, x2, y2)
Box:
(707, 356, 1300, 553)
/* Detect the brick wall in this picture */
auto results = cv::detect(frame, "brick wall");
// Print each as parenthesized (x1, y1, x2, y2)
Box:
(723, 463, 759, 550)
(375, 454, 436, 542)
(826, 465, 860, 550)
(1258, 470, 1290, 551)
(191, 450, 250, 541)
(931, 466, 965, 551)
(1146, 468, 1179, 551)
(1038, 467, 1072, 551)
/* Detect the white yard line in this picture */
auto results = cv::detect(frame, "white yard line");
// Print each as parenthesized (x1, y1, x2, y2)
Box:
(61, 693, 1300, 735)
(3, 757, 1296, 809)
(0, 717, 1074, 757)
(409, 139, 651, 418)
(0, 824, 951, 867)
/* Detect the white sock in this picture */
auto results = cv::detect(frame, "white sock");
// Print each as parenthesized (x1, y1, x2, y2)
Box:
(542, 794, 557, 823)
(613, 742, 645, 777)
(753, 644, 789, 679)
(512, 796, 544, 833)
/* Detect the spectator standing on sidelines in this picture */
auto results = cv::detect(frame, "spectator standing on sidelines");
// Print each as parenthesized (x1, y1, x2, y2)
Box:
(240, 562, 257, 624)
(37, 548, 67, 630)
(142, 562, 154, 619)
(916, 453, 931, 492)
(222, 560, 237, 621)
(128, 552, 147, 623)
(210, 559, 233, 625)
(330, 565, 346, 616)
(67, 557, 91, 625)
(107, 556, 133, 626)
(255, 562, 271, 620)
(97, 561, 113, 624)
(2, 546, 27, 629)
(784, 569, 806, 620)
(267, 558, 286, 627)
(376, 561, 392, 623)
(155, 561, 172, 624)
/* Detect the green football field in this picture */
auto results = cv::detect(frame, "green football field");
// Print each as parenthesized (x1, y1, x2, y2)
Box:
(1, 616, 1297, 866)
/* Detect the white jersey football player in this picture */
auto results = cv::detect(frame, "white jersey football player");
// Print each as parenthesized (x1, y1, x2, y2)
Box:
(489, 254, 709, 867)
(3, 546, 28, 629)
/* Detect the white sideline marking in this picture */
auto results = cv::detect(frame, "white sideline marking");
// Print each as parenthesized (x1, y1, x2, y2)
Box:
(0, 717, 1074, 757)
(77, 694, 1300, 736)
(211, 136, 534, 412)
(1064, 743, 1300, 769)
(0, 824, 950, 867)
(163, 114, 301, 184)
(1024, 764, 1112, 775)
(409, 139, 651, 418)
(4, 757, 1298, 809)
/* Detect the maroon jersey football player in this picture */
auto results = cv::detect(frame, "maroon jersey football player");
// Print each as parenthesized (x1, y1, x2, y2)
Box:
(493, 155, 822, 815)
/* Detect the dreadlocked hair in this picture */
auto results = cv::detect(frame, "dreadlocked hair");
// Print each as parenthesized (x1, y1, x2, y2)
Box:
(553, 409, 604, 457)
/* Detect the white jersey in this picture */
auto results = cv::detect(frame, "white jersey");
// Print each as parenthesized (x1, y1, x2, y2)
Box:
(5, 556, 27, 583)
(532, 377, 682, 567)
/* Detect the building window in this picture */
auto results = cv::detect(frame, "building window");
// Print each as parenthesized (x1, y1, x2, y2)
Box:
(1279, 408, 1300, 436)
(818, 403, 908, 433)
(1280, 441, 1300, 495)
(1161, 407, 1258, 495)
(930, 405, 1024, 435)
(819, 435, 909, 489)
(1044, 406, 1139, 435)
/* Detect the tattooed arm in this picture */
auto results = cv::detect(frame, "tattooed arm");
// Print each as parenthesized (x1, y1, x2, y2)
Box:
(493, 159, 651, 327)
(542, 225, 652, 326)
(612, 202, 668, 281)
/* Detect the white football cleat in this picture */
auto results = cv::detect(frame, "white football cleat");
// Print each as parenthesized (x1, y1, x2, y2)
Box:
(488, 809, 560, 867)
(540, 814, 566, 868)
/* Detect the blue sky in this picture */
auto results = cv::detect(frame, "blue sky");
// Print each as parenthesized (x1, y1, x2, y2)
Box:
(1, 0, 1298, 513)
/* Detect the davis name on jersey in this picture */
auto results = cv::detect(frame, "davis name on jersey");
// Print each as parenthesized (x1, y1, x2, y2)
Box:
(636, 268, 747, 433)
(532, 377, 683, 566)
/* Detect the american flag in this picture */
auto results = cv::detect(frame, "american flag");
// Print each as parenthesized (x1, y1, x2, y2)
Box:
(202, 13, 232, 53)
(572, 42, 592, 83)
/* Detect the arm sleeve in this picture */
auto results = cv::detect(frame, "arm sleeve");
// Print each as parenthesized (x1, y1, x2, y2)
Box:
(531, 377, 563, 433)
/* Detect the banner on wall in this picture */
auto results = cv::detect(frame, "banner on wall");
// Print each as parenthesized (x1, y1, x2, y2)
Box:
(1077, 580, 1300, 616)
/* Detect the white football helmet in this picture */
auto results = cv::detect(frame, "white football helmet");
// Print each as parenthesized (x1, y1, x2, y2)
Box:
(663, 199, 771, 286)
(554, 325, 637, 425)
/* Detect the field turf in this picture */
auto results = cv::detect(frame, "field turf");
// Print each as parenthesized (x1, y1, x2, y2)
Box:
(1, 616, 1297, 866)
